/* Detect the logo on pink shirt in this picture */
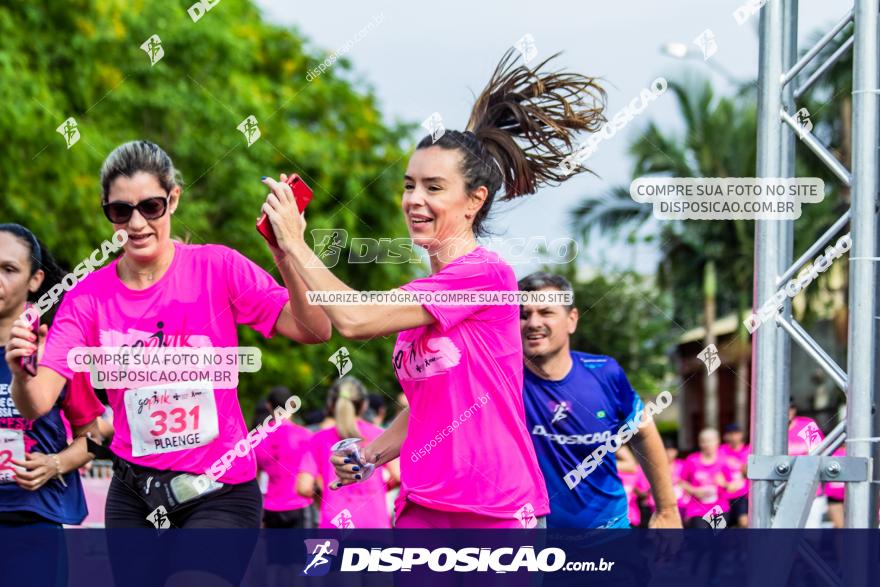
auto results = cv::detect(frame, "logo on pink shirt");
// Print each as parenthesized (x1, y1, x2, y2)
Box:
(99, 323, 212, 349)
(393, 336, 461, 380)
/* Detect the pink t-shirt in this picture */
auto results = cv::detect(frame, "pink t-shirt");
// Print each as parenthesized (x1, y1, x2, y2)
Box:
(681, 452, 734, 519)
(255, 419, 313, 511)
(670, 459, 690, 510)
(393, 247, 549, 520)
(788, 416, 825, 496)
(60, 372, 107, 428)
(300, 420, 391, 529)
(639, 459, 689, 512)
(636, 459, 691, 511)
(619, 468, 642, 527)
(40, 242, 289, 484)
(719, 443, 750, 499)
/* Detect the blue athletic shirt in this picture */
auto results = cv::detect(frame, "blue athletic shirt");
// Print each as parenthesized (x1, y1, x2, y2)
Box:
(523, 351, 644, 529)
(0, 347, 102, 525)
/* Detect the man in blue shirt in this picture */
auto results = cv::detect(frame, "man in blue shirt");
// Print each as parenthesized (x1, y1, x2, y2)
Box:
(519, 272, 681, 529)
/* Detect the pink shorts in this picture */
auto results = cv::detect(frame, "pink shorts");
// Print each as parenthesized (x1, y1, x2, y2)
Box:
(395, 500, 545, 529)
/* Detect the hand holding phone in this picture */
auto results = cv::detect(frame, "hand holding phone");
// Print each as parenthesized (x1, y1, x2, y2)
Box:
(257, 174, 313, 248)
(19, 303, 39, 376)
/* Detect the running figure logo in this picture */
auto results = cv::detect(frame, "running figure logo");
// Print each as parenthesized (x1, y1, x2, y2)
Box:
(147, 505, 171, 530)
(309, 229, 348, 268)
(550, 401, 570, 424)
(140, 34, 164, 66)
(514, 33, 538, 64)
(702, 505, 727, 531)
(56, 117, 80, 149)
(693, 29, 718, 60)
(515, 503, 538, 528)
(795, 107, 813, 139)
(698, 344, 721, 375)
(301, 539, 339, 576)
(797, 421, 822, 451)
(421, 112, 445, 143)
(237, 115, 261, 146)
(331, 508, 355, 529)
(329, 347, 352, 377)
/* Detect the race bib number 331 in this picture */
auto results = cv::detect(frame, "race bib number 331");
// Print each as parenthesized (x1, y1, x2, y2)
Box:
(124, 384, 219, 457)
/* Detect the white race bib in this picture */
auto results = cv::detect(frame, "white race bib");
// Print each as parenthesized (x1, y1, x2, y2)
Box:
(124, 384, 219, 457)
(702, 487, 718, 503)
(0, 429, 25, 483)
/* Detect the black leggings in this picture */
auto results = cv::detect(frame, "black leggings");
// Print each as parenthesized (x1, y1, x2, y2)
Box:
(106, 476, 262, 586)
(105, 474, 262, 528)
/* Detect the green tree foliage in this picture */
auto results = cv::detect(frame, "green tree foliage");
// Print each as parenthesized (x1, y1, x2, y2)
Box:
(571, 74, 846, 330)
(545, 265, 676, 395)
(0, 0, 419, 417)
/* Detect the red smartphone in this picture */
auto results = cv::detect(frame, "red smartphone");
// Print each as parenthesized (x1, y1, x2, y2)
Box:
(257, 174, 313, 248)
(20, 302, 38, 376)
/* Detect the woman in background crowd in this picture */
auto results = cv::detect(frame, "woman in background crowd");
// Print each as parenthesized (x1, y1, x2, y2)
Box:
(681, 428, 739, 528)
(297, 377, 398, 528)
(256, 386, 313, 529)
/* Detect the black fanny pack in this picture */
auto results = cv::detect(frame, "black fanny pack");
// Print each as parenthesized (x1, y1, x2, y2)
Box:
(111, 455, 225, 514)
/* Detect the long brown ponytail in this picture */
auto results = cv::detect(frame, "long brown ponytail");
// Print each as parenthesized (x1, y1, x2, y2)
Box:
(416, 48, 606, 235)
(327, 376, 368, 440)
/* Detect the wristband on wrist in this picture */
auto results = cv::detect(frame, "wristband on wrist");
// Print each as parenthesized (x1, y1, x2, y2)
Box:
(50, 454, 67, 487)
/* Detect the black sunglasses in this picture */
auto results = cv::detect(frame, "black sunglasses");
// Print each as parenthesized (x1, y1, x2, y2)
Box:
(102, 196, 169, 224)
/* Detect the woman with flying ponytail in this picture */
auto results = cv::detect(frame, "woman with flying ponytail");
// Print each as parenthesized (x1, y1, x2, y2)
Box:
(296, 377, 398, 528)
(258, 48, 606, 528)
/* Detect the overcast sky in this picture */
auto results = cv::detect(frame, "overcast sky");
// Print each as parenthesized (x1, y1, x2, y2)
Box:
(255, 0, 846, 277)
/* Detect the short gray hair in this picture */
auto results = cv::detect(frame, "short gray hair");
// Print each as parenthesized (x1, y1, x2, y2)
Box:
(100, 140, 182, 202)
(518, 271, 575, 308)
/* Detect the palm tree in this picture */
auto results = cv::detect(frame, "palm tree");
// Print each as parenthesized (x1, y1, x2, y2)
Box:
(571, 75, 757, 432)
(572, 57, 852, 434)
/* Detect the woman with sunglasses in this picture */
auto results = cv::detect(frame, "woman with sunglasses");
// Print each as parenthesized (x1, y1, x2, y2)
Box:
(7, 140, 331, 535)
(260, 50, 606, 528)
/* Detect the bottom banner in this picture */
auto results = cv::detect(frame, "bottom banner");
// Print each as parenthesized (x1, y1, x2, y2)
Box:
(1, 528, 877, 586)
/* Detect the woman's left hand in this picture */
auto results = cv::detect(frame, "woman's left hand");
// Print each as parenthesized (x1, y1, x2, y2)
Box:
(261, 174, 306, 254)
(12, 452, 58, 491)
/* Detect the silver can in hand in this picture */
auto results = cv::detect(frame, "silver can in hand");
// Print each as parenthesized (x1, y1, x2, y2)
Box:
(331, 438, 375, 481)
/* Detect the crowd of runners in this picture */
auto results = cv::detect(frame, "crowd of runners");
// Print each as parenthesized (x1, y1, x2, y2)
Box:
(0, 48, 844, 542)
